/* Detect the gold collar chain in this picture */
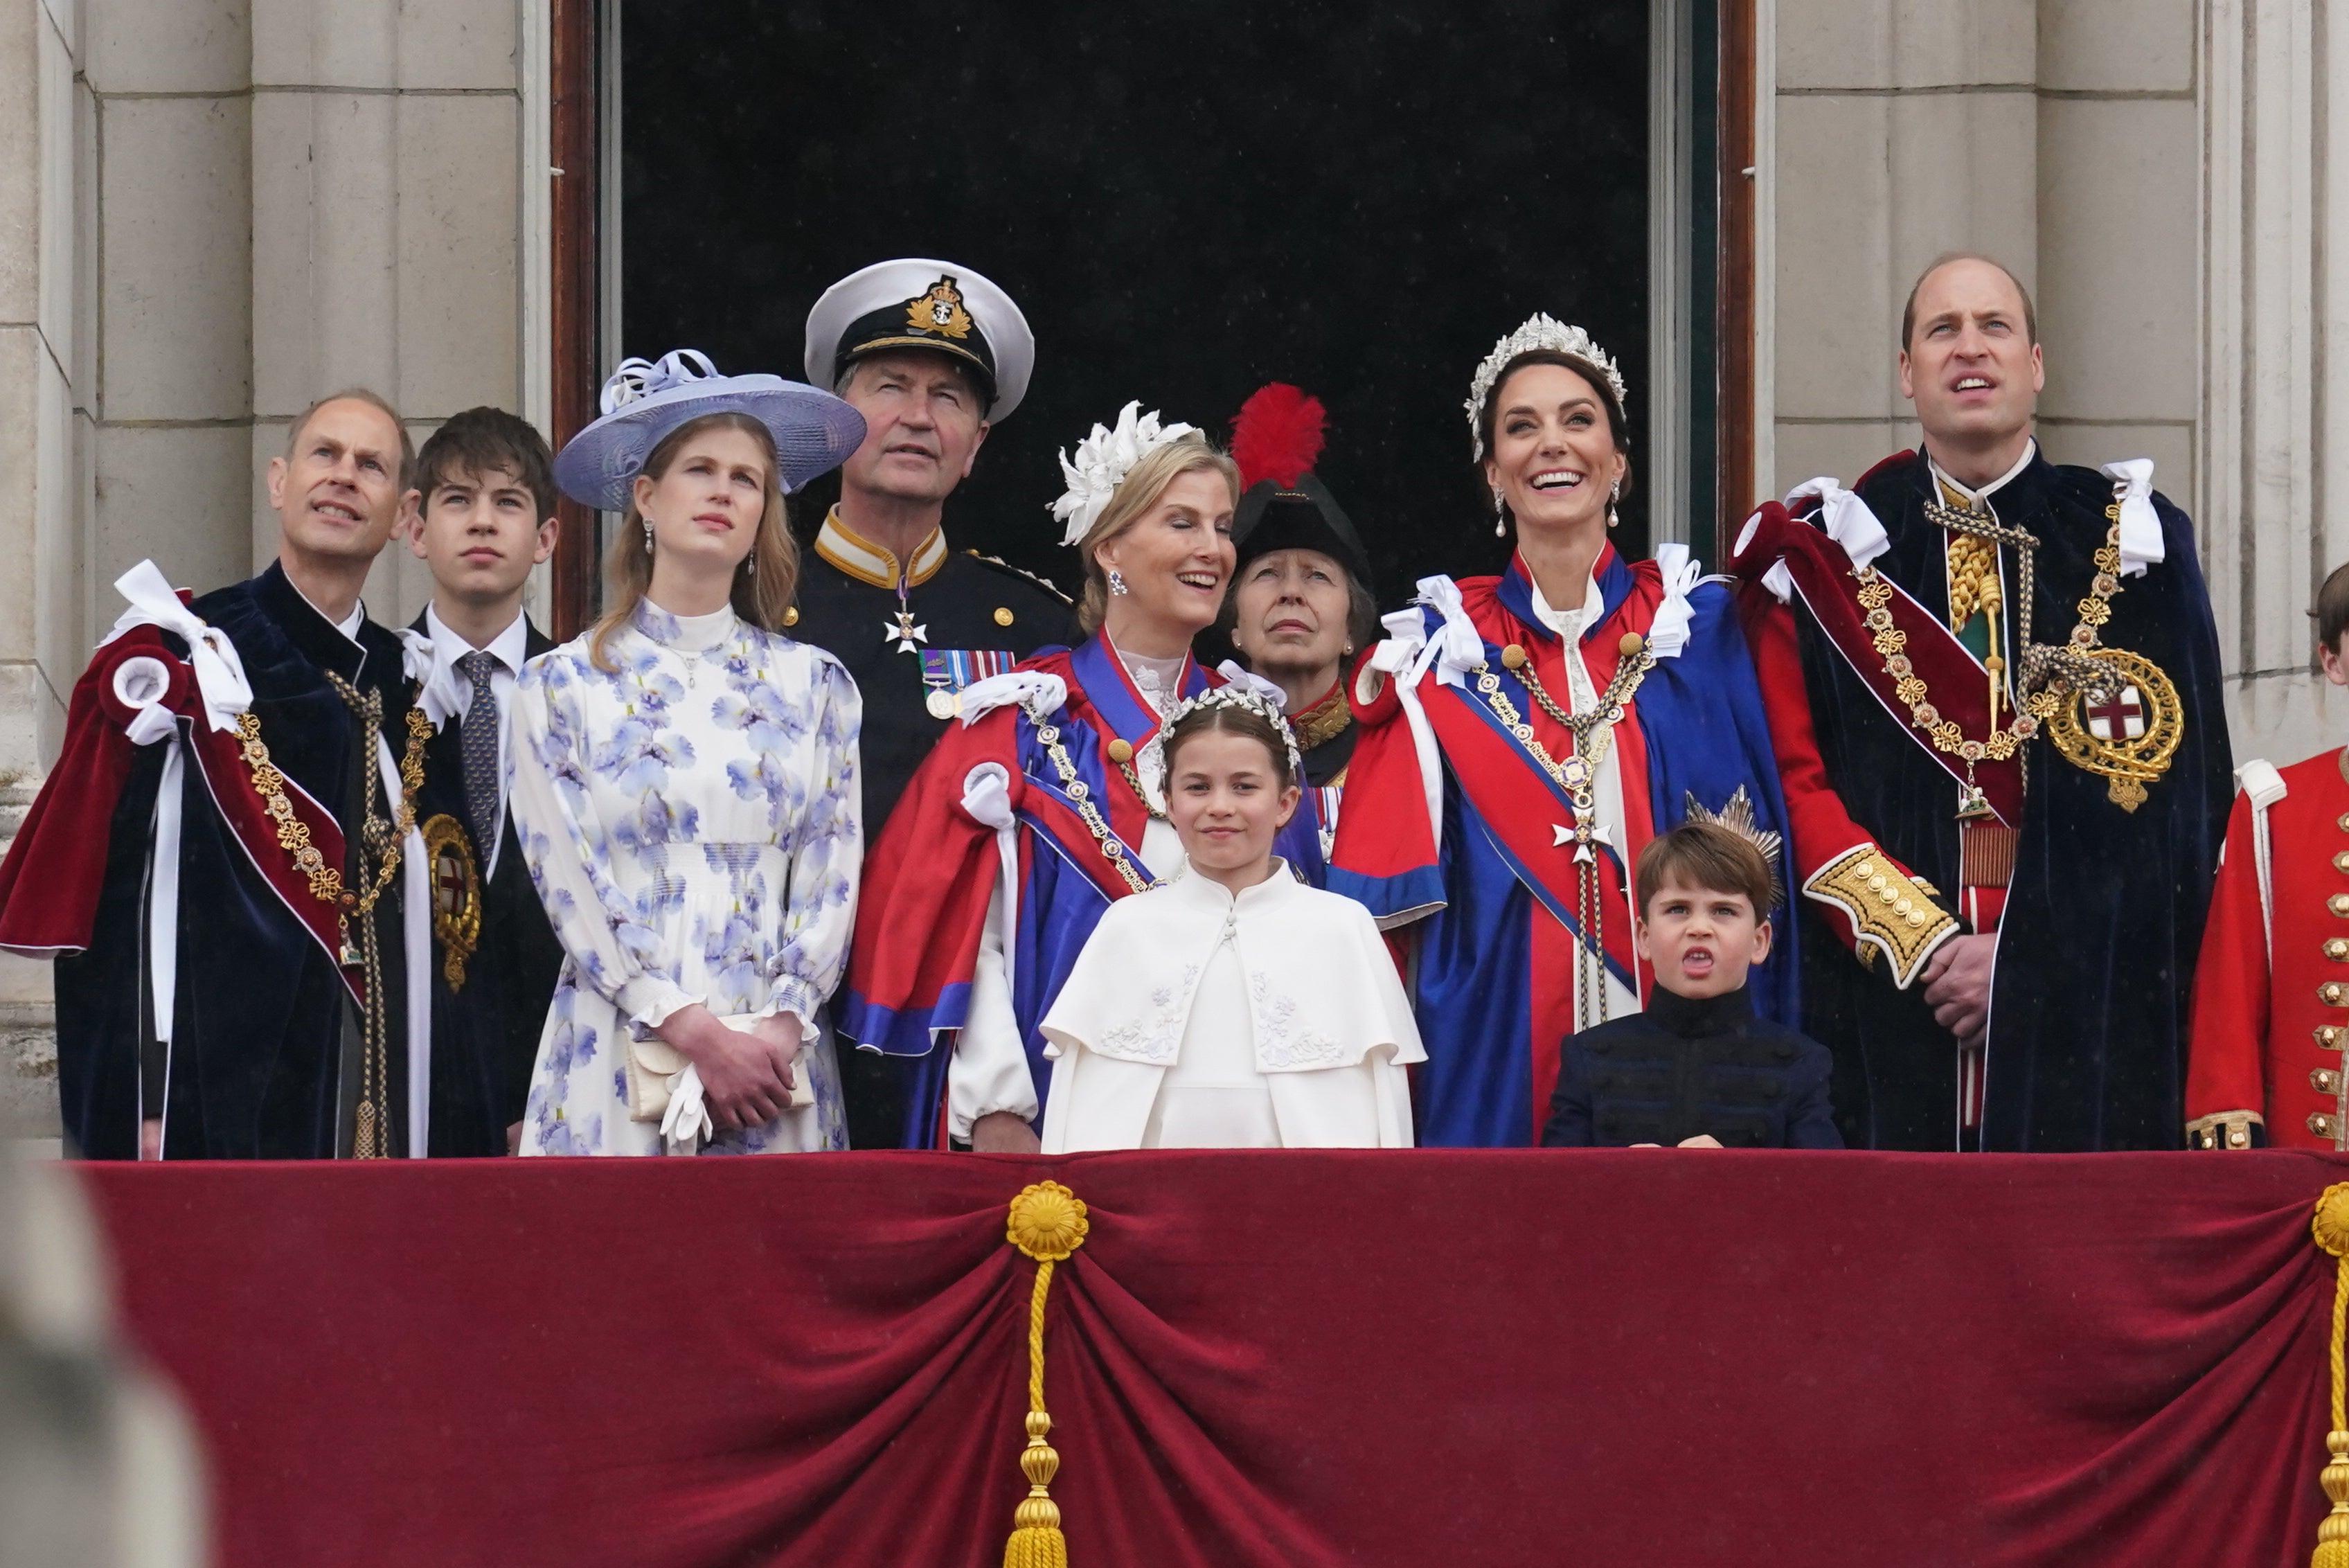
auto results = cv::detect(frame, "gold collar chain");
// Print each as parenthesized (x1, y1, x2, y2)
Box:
(1855, 501, 2128, 778)
(1026, 707, 1152, 894)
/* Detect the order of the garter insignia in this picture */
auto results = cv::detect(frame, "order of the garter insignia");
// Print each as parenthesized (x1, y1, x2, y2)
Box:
(905, 276, 974, 340)
(2045, 645, 2183, 812)
(422, 813, 481, 990)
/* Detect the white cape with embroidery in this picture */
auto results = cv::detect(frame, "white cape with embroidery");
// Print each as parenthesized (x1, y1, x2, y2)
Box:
(1039, 860, 1424, 1151)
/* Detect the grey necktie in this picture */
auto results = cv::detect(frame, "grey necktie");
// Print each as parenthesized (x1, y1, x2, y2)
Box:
(456, 650, 502, 850)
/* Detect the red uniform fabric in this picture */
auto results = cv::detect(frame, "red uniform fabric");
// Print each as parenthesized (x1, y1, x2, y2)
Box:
(2189, 750, 2349, 1148)
(80, 1150, 2345, 1567)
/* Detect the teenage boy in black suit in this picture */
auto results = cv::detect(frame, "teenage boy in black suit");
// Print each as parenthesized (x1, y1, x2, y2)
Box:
(400, 408, 567, 1155)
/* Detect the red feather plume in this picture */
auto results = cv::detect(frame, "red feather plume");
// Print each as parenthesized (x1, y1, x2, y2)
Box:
(1229, 383, 1327, 491)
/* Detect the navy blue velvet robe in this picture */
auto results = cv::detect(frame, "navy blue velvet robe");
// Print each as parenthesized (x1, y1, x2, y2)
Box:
(55, 563, 416, 1159)
(1789, 450, 2232, 1150)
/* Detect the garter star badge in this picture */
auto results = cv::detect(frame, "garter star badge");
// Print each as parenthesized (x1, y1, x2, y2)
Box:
(904, 276, 974, 341)
(2044, 646, 2183, 811)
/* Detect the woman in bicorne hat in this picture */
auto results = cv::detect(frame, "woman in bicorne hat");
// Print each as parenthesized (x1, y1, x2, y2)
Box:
(1331, 318, 1798, 1147)
(839, 402, 1316, 1152)
(510, 350, 868, 1156)
(1221, 382, 1384, 873)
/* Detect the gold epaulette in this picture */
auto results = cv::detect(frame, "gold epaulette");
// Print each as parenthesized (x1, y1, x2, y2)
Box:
(2186, 1110, 2264, 1150)
(1801, 843, 1960, 989)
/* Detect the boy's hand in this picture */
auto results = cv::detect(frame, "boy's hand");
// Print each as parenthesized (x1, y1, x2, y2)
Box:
(1676, 1134, 1724, 1149)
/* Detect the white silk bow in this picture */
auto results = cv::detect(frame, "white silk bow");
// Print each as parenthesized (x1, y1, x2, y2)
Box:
(2100, 459, 2165, 578)
(956, 671, 1069, 727)
(1647, 542, 1700, 659)
(600, 348, 720, 415)
(1213, 659, 1289, 711)
(103, 560, 252, 732)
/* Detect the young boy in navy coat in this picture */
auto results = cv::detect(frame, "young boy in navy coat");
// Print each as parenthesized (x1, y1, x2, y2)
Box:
(1542, 819, 1841, 1149)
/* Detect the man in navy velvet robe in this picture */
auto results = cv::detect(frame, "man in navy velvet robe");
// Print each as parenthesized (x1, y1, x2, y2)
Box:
(1729, 254, 2232, 1150)
(0, 391, 428, 1159)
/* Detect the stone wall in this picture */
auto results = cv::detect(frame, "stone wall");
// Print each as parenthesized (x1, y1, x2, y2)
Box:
(1769, 0, 2338, 765)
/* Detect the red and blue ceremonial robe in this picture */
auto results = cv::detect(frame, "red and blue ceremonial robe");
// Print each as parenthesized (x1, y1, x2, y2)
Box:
(1330, 544, 1799, 1148)
(838, 634, 1323, 1148)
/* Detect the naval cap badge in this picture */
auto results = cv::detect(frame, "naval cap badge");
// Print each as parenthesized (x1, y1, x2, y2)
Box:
(905, 275, 974, 341)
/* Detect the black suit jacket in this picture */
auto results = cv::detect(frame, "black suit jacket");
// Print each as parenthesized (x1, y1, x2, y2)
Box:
(407, 613, 565, 1155)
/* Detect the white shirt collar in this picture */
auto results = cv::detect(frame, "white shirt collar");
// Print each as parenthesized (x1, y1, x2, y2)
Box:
(425, 602, 529, 674)
(1928, 438, 2037, 509)
(290, 578, 367, 645)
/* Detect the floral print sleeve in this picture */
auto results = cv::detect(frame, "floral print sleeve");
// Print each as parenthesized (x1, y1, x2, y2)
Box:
(761, 653, 862, 1035)
(508, 648, 704, 1034)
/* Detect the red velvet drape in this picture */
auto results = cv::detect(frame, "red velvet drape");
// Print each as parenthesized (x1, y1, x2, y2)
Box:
(80, 1150, 2346, 1566)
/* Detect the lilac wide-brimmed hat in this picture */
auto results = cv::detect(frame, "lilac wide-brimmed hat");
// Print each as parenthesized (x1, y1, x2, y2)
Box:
(552, 349, 868, 510)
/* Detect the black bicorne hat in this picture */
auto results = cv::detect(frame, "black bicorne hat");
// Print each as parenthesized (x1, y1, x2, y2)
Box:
(1228, 384, 1374, 589)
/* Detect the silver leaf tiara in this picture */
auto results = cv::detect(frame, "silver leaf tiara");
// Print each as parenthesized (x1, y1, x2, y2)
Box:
(1464, 314, 1628, 461)
(1157, 684, 1305, 786)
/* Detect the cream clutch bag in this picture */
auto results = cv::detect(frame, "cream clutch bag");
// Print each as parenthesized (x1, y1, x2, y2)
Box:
(625, 1013, 815, 1123)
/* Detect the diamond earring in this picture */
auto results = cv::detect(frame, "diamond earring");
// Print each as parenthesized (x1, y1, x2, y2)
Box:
(1107, 567, 1129, 597)
(642, 517, 655, 553)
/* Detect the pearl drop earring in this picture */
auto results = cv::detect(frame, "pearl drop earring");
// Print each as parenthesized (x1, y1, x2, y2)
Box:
(1491, 484, 1507, 538)
(642, 517, 654, 553)
(1608, 479, 1621, 531)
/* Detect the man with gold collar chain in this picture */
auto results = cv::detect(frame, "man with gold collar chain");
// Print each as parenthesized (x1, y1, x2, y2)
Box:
(1730, 252, 2231, 1151)
(799, 258, 1078, 1148)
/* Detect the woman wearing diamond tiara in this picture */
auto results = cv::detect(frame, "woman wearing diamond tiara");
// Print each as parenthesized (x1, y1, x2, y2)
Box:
(1329, 318, 1799, 1148)
(839, 403, 1317, 1152)
(509, 350, 868, 1156)
(1038, 688, 1422, 1151)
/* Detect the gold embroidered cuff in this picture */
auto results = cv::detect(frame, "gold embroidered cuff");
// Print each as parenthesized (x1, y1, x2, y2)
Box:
(1801, 844, 1961, 990)
(2186, 1110, 2263, 1150)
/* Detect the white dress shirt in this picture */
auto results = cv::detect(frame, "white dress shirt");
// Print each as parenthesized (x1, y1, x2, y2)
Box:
(421, 604, 530, 873)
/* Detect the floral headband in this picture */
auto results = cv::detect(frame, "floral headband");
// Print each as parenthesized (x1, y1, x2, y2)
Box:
(1050, 401, 1199, 546)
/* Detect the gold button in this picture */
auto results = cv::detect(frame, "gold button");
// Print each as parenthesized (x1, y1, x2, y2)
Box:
(2319, 1025, 2346, 1051)
(2336, 850, 2349, 875)
(2338, 812, 2349, 832)
(1855, 859, 1877, 879)
(1105, 738, 1133, 765)
(2323, 982, 2349, 1008)
(1894, 898, 1913, 915)
(1618, 632, 1646, 657)
(2315, 1069, 2341, 1094)
(2228, 1124, 2252, 1148)
(1905, 911, 1927, 928)
(782, 605, 800, 626)
(2333, 894, 2349, 918)
(1868, 875, 1888, 892)
(1501, 643, 1528, 670)
(2330, 938, 2349, 962)
(994, 606, 1015, 627)
(2312, 1112, 2338, 1138)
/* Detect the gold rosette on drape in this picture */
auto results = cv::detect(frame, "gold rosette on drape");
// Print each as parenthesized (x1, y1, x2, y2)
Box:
(2308, 1184, 2349, 1566)
(1001, 1182, 1089, 1568)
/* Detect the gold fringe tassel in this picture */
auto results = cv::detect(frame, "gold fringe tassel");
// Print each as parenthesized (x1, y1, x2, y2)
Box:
(1002, 1182, 1089, 1568)
(2310, 1184, 2349, 1567)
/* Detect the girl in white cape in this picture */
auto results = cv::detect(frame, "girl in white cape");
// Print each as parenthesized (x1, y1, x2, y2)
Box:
(1039, 686, 1424, 1150)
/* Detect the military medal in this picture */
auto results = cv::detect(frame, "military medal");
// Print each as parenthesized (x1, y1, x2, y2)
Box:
(926, 688, 958, 720)
(881, 606, 927, 654)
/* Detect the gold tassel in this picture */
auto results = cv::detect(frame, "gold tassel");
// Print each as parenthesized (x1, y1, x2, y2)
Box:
(1001, 1182, 1089, 1568)
(2310, 1185, 2349, 1567)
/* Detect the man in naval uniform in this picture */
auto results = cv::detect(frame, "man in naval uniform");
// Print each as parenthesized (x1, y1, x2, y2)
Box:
(1729, 253, 2231, 1150)
(798, 258, 1077, 1148)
